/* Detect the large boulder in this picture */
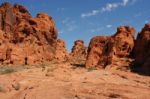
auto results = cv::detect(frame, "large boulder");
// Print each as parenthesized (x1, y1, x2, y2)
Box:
(86, 26, 135, 71)
(70, 40, 87, 65)
(85, 36, 111, 68)
(133, 23, 150, 75)
(0, 2, 58, 65)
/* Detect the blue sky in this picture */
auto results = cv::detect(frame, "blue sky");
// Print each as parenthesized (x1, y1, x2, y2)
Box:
(0, 0, 150, 51)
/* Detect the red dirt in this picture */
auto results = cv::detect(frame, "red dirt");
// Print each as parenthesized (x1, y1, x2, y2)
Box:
(0, 63, 150, 99)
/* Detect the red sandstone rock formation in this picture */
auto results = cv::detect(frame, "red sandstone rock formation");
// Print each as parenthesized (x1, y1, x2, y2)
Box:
(0, 2, 58, 65)
(55, 39, 68, 62)
(70, 40, 87, 64)
(85, 36, 111, 68)
(86, 26, 135, 70)
(133, 23, 150, 75)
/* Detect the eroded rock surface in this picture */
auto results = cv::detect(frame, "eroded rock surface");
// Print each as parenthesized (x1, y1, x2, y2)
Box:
(54, 39, 69, 62)
(0, 2, 58, 65)
(85, 36, 111, 68)
(0, 63, 150, 99)
(70, 40, 87, 65)
(133, 23, 150, 75)
(86, 26, 135, 71)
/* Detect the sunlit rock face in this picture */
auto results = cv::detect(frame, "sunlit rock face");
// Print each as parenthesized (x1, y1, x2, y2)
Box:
(0, 2, 59, 65)
(54, 39, 69, 62)
(70, 40, 87, 65)
(86, 26, 135, 71)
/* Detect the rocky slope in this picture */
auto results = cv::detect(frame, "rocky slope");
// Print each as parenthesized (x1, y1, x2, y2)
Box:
(0, 63, 150, 99)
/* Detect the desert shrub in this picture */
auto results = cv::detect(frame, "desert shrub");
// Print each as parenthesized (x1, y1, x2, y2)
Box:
(0, 85, 5, 92)
(0, 67, 16, 74)
(41, 63, 47, 67)
(47, 68, 55, 72)
(88, 67, 97, 72)
(71, 64, 85, 68)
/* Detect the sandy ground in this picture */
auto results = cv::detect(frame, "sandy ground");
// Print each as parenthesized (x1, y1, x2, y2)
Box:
(0, 63, 150, 99)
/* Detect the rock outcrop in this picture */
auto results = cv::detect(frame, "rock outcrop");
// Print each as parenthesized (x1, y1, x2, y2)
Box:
(0, 2, 149, 75)
(70, 40, 87, 65)
(133, 23, 150, 75)
(0, 2, 58, 65)
(86, 26, 135, 71)
(54, 39, 68, 62)
(85, 36, 111, 68)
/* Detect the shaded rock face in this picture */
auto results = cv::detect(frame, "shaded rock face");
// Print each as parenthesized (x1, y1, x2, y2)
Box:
(85, 36, 112, 68)
(86, 26, 135, 70)
(133, 23, 150, 74)
(0, 2, 58, 65)
(70, 40, 87, 64)
(54, 39, 68, 62)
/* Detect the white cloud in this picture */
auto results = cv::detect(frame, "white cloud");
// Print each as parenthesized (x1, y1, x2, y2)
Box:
(106, 25, 112, 28)
(134, 12, 142, 18)
(81, 0, 136, 18)
(81, 10, 99, 18)
(67, 25, 77, 31)
(145, 20, 149, 23)
(57, 8, 65, 11)
(122, 0, 129, 6)
(59, 18, 77, 34)
(90, 27, 104, 33)
(130, 0, 137, 5)
(101, 3, 119, 12)
(61, 18, 76, 27)
(59, 30, 64, 34)
(61, 18, 70, 24)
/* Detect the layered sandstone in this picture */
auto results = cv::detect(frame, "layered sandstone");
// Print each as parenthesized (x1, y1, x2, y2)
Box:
(86, 26, 135, 71)
(0, 2, 58, 65)
(133, 23, 150, 75)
